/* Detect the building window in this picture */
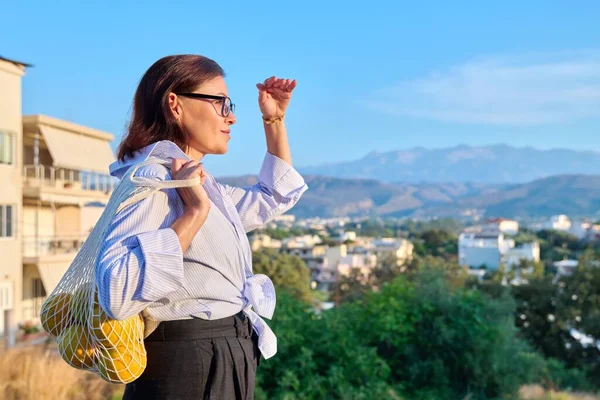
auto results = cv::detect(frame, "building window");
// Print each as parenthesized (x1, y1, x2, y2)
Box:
(0, 205, 15, 238)
(0, 131, 14, 165)
(32, 278, 46, 298)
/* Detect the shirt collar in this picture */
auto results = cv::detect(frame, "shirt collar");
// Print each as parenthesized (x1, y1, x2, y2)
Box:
(109, 140, 192, 179)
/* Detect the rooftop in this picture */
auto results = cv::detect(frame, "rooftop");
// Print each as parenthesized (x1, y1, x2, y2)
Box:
(0, 55, 33, 67)
(23, 114, 115, 142)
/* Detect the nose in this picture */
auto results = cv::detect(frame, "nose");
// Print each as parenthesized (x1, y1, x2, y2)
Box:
(226, 112, 236, 125)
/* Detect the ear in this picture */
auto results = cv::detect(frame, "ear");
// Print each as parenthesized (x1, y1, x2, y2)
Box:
(168, 92, 183, 121)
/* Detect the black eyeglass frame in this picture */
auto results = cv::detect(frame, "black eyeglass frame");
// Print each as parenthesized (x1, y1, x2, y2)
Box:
(177, 93, 235, 117)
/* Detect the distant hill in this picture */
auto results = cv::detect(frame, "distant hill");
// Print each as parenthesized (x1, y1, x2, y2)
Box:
(216, 173, 600, 219)
(443, 174, 600, 219)
(297, 145, 600, 184)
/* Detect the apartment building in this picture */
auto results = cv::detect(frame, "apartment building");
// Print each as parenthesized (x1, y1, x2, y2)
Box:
(0, 56, 28, 335)
(337, 253, 378, 281)
(458, 231, 540, 270)
(21, 114, 115, 322)
(481, 218, 519, 235)
(0, 56, 116, 337)
(249, 233, 282, 251)
(542, 214, 572, 232)
(352, 237, 414, 266)
(280, 243, 329, 272)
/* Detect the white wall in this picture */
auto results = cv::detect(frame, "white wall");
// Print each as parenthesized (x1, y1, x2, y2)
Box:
(460, 246, 502, 269)
(0, 60, 25, 331)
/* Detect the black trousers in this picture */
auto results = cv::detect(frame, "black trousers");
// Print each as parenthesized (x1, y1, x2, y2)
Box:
(123, 312, 261, 400)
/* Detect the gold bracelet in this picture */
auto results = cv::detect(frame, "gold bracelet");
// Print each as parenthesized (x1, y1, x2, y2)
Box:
(262, 114, 285, 125)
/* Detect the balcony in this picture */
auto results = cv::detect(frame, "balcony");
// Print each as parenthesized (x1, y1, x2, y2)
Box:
(23, 164, 115, 204)
(21, 114, 118, 205)
(22, 297, 45, 323)
(22, 234, 87, 262)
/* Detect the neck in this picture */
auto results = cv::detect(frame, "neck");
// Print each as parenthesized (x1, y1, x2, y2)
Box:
(184, 145, 205, 161)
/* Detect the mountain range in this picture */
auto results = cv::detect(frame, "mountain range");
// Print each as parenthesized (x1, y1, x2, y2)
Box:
(217, 174, 600, 219)
(297, 144, 600, 184)
(217, 145, 600, 219)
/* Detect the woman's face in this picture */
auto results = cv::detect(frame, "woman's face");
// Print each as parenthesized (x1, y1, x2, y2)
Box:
(171, 76, 237, 159)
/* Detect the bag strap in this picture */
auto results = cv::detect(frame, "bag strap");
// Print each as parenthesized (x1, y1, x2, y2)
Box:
(129, 157, 201, 189)
(116, 157, 201, 212)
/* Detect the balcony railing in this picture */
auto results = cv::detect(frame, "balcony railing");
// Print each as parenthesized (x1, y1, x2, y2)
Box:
(22, 297, 45, 322)
(23, 164, 116, 193)
(22, 234, 87, 258)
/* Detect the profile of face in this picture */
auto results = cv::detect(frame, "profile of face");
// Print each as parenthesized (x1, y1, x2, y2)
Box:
(168, 76, 237, 159)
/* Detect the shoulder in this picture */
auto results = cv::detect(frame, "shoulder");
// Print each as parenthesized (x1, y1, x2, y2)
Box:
(130, 163, 180, 203)
(133, 163, 172, 182)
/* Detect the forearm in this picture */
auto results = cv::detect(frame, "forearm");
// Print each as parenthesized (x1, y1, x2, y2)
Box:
(171, 207, 209, 252)
(264, 119, 292, 166)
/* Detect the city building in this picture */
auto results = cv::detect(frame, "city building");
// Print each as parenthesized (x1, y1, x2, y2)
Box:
(353, 237, 413, 266)
(458, 231, 539, 270)
(248, 233, 282, 251)
(553, 259, 579, 278)
(542, 215, 572, 231)
(0, 56, 115, 338)
(481, 218, 519, 235)
(0, 56, 28, 336)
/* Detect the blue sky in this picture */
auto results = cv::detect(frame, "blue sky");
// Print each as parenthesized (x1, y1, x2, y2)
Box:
(2, 1, 599, 176)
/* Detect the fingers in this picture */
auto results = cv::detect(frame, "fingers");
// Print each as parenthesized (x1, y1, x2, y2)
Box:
(172, 158, 185, 172)
(183, 161, 202, 177)
(263, 76, 277, 86)
(287, 79, 297, 92)
(188, 164, 206, 185)
(260, 77, 297, 92)
(172, 159, 205, 180)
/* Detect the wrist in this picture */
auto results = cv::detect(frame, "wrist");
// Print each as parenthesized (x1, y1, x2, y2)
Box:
(262, 114, 285, 125)
(184, 205, 210, 219)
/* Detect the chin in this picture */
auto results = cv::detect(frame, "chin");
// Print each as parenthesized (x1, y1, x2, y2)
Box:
(212, 145, 228, 155)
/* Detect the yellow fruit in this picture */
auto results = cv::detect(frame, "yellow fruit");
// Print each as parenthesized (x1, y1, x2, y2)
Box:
(92, 308, 129, 346)
(41, 293, 74, 336)
(72, 282, 99, 325)
(91, 308, 143, 347)
(58, 325, 96, 369)
(97, 343, 146, 383)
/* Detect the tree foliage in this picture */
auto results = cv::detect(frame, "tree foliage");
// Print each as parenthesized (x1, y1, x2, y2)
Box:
(252, 249, 314, 303)
(472, 252, 600, 389)
(256, 267, 590, 399)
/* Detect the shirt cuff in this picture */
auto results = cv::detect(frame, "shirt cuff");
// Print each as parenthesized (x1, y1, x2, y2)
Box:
(136, 228, 184, 301)
(258, 152, 307, 198)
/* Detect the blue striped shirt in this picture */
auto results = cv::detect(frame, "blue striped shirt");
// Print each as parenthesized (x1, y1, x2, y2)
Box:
(95, 140, 308, 359)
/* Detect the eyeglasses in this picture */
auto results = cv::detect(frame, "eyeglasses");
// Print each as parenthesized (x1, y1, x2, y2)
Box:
(177, 93, 235, 117)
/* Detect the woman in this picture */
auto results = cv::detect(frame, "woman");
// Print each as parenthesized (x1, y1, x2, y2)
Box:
(96, 54, 308, 399)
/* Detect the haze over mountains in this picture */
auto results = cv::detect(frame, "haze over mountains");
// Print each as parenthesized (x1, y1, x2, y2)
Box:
(296, 145, 600, 184)
(217, 145, 600, 219)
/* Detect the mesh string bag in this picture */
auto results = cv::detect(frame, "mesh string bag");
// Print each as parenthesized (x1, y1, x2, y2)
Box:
(40, 157, 200, 384)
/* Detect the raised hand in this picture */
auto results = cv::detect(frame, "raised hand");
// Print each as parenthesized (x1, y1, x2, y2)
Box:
(256, 76, 297, 120)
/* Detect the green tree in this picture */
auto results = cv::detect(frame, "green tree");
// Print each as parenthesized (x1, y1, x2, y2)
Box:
(401, 218, 464, 234)
(495, 251, 600, 387)
(330, 267, 373, 305)
(514, 259, 546, 279)
(252, 249, 314, 303)
(258, 268, 556, 399)
(359, 271, 544, 399)
(411, 229, 458, 259)
(371, 252, 405, 285)
(256, 290, 395, 400)
(263, 228, 293, 240)
(261, 226, 306, 240)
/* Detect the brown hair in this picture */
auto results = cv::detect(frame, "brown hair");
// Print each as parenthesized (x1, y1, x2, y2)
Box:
(117, 54, 225, 161)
